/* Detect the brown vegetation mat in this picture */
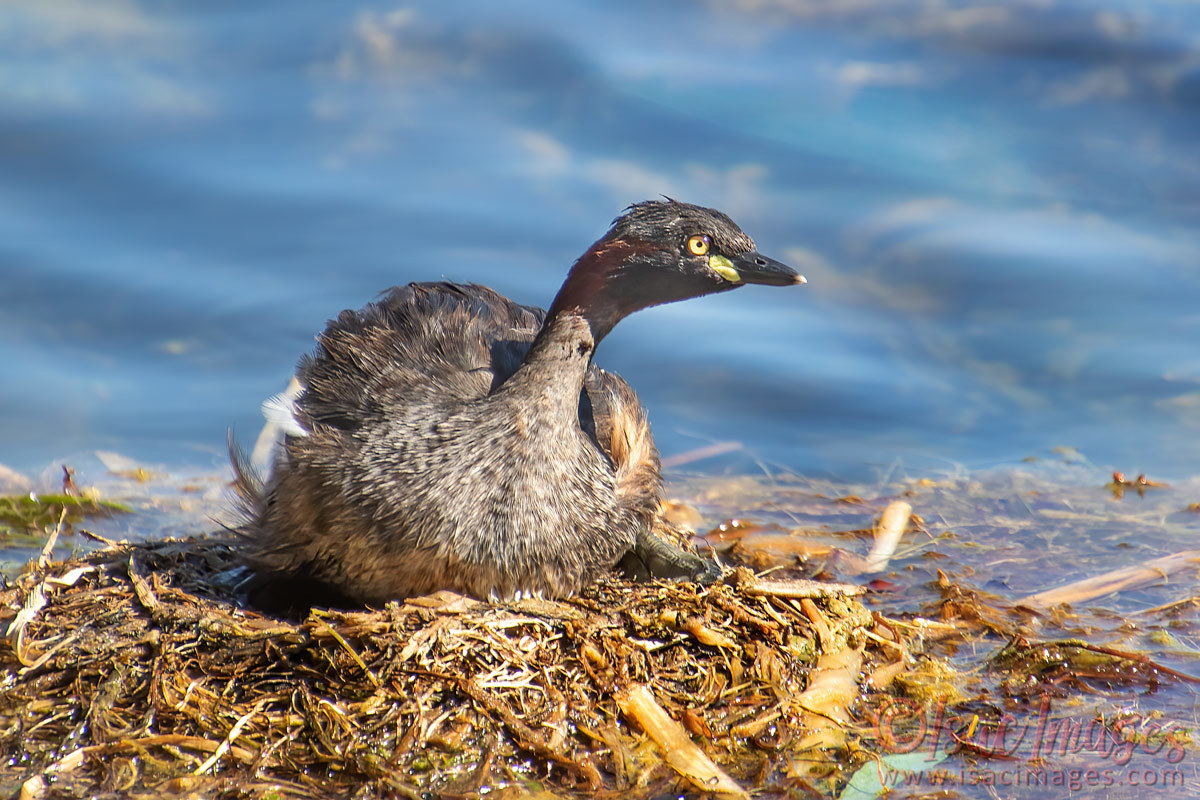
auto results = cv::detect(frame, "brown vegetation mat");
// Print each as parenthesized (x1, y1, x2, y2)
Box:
(0, 538, 915, 799)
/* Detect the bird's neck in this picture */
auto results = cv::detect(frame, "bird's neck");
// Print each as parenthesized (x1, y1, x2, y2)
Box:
(544, 238, 649, 342)
(497, 311, 595, 419)
(496, 238, 637, 416)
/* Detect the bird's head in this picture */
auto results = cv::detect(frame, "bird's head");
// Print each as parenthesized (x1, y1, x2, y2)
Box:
(548, 199, 806, 341)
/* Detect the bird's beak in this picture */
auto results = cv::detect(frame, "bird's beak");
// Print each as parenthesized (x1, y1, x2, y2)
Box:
(710, 251, 807, 286)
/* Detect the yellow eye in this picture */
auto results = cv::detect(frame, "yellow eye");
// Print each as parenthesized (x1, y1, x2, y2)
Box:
(687, 234, 711, 256)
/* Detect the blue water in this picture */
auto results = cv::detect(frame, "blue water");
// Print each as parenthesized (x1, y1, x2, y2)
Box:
(2, 0, 1199, 483)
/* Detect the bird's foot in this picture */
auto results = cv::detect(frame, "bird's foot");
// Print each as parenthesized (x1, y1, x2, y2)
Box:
(619, 528, 722, 585)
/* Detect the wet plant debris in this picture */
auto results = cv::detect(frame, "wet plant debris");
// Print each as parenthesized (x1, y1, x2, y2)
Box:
(4, 457, 1200, 798)
(1, 537, 908, 799)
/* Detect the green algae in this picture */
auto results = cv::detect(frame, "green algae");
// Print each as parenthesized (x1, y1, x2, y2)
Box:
(0, 493, 132, 537)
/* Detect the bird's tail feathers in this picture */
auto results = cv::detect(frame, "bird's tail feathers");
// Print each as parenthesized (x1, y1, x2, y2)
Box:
(227, 431, 266, 538)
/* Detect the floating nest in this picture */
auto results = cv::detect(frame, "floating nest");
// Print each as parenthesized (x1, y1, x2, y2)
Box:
(1, 536, 921, 799)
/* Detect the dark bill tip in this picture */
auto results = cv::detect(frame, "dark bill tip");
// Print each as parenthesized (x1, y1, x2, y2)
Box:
(732, 251, 806, 287)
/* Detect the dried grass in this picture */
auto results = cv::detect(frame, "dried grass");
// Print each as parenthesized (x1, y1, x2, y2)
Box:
(1, 537, 910, 799)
